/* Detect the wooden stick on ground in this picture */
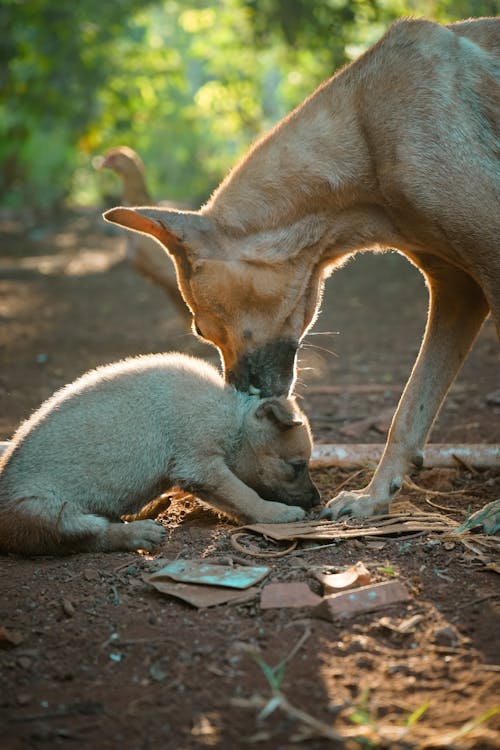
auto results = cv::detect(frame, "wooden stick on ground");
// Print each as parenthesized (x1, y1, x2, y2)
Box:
(310, 443, 500, 469)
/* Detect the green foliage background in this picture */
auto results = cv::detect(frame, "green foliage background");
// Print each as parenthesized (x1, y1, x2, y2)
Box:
(1, 0, 496, 210)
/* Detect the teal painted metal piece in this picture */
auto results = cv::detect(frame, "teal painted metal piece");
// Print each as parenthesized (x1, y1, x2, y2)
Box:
(151, 560, 270, 589)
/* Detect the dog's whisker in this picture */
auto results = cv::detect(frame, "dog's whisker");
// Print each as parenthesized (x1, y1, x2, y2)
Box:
(305, 331, 340, 336)
(294, 374, 310, 389)
(301, 342, 339, 358)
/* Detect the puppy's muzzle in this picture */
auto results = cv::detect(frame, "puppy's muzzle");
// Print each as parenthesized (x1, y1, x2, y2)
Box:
(227, 339, 298, 397)
(258, 481, 321, 510)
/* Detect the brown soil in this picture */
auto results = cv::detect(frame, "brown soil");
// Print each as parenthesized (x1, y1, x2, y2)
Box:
(0, 208, 499, 749)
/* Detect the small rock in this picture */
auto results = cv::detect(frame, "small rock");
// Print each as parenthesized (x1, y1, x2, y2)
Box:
(314, 580, 410, 621)
(178, 650, 192, 664)
(17, 656, 32, 670)
(61, 599, 75, 617)
(355, 655, 374, 669)
(434, 625, 459, 648)
(485, 389, 500, 406)
(260, 582, 322, 609)
(387, 663, 412, 676)
(84, 568, 99, 582)
(149, 660, 168, 682)
(0, 627, 23, 649)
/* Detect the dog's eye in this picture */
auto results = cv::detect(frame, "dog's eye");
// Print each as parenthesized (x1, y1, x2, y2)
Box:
(289, 460, 306, 479)
(193, 322, 205, 339)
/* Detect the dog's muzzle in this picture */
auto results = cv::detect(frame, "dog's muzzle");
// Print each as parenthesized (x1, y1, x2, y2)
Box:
(227, 339, 298, 397)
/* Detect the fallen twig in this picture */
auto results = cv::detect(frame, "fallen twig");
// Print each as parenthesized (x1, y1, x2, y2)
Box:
(311, 443, 500, 469)
(230, 532, 297, 558)
(403, 475, 470, 499)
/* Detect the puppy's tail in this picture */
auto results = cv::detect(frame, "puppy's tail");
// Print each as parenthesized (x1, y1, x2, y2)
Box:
(0, 496, 110, 556)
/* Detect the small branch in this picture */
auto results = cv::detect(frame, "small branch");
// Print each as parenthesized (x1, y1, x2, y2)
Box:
(311, 443, 500, 469)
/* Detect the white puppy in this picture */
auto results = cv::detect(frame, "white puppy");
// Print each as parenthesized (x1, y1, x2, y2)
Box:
(0, 353, 319, 555)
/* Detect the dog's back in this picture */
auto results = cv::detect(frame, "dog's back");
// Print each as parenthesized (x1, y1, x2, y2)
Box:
(447, 16, 499, 53)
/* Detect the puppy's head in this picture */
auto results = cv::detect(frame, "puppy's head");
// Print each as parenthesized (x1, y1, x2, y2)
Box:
(236, 396, 320, 510)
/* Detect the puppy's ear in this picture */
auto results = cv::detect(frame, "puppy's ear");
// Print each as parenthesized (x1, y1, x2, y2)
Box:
(255, 398, 303, 430)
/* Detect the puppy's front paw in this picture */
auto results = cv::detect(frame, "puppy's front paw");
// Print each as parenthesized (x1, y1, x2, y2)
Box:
(126, 519, 166, 550)
(321, 490, 389, 520)
(253, 503, 306, 524)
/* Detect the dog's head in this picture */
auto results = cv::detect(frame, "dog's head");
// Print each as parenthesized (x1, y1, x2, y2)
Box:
(103, 207, 326, 398)
(234, 396, 320, 510)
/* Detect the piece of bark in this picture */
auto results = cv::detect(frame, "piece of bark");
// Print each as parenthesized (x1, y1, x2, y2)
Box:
(313, 580, 410, 621)
(315, 561, 371, 594)
(239, 512, 455, 542)
(260, 582, 322, 609)
(146, 578, 259, 608)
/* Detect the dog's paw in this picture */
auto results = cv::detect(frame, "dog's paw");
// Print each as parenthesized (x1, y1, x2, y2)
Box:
(126, 519, 166, 550)
(321, 490, 389, 520)
(253, 503, 307, 524)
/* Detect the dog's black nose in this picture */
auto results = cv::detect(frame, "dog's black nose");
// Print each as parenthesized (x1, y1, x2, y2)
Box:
(228, 339, 299, 397)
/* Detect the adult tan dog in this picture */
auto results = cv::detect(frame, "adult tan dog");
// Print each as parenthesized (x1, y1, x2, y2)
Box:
(104, 17, 500, 520)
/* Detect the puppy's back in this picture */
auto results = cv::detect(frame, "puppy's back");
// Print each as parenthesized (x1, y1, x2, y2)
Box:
(0, 353, 226, 509)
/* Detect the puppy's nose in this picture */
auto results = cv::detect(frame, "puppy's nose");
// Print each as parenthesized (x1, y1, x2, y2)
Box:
(298, 482, 321, 509)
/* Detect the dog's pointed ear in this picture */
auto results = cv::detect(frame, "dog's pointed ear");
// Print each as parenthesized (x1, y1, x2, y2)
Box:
(255, 398, 303, 430)
(103, 206, 211, 258)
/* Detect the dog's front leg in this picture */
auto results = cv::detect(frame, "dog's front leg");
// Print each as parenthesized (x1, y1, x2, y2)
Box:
(325, 265, 489, 519)
(197, 461, 306, 524)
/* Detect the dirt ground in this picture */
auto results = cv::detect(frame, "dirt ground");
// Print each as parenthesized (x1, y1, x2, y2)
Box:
(0, 207, 499, 749)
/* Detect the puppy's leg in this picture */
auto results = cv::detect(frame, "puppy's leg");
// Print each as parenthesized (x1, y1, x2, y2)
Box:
(326, 264, 489, 519)
(196, 461, 306, 524)
(51, 509, 166, 553)
(53, 502, 166, 552)
(1, 497, 165, 554)
(100, 519, 166, 552)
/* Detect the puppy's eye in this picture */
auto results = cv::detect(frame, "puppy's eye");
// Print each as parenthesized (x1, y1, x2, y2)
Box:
(289, 460, 306, 479)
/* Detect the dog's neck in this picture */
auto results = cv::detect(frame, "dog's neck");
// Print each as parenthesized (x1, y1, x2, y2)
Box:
(202, 72, 402, 264)
(207, 80, 360, 223)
